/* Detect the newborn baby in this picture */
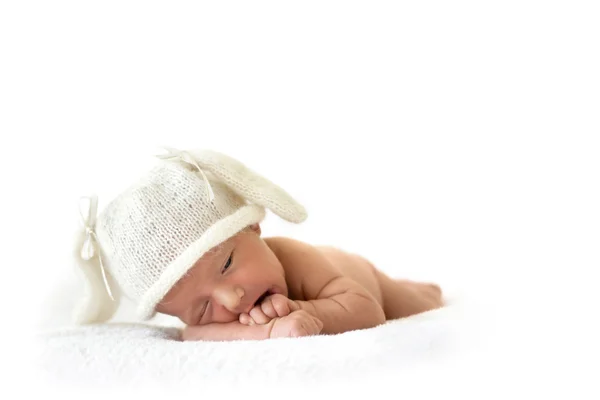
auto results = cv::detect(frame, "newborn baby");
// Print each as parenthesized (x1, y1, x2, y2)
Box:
(159, 224, 443, 341)
(73, 147, 443, 341)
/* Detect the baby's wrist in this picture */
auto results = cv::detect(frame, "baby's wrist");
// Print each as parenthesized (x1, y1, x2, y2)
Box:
(293, 299, 318, 318)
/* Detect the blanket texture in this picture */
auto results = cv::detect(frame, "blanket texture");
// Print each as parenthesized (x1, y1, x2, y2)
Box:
(36, 304, 462, 390)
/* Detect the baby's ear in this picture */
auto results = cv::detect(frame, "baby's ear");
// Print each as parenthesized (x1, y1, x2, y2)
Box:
(188, 149, 307, 224)
(249, 223, 261, 235)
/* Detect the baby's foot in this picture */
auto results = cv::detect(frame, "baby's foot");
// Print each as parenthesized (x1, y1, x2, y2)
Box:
(414, 281, 444, 308)
(396, 280, 444, 315)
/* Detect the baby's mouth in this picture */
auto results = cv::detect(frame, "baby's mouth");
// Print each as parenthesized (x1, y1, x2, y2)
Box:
(254, 289, 272, 306)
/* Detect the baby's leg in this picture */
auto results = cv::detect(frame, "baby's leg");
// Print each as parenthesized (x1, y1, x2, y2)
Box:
(374, 269, 444, 320)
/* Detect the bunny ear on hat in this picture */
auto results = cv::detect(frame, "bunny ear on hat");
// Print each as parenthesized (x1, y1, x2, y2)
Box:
(158, 147, 308, 224)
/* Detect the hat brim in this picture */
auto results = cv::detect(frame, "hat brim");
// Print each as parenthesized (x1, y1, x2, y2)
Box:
(136, 204, 266, 320)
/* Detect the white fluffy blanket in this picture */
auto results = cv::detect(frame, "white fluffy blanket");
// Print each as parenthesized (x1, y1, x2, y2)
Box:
(35, 301, 467, 392)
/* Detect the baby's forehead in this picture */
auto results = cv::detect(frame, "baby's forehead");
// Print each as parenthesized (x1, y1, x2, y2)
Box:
(177, 245, 225, 285)
(199, 236, 236, 263)
(194, 228, 251, 265)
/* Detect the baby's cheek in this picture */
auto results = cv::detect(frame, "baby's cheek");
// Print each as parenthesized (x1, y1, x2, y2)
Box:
(209, 304, 239, 324)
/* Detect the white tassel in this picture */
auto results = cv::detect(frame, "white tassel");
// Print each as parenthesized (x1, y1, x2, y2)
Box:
(73, 195, 118, 324)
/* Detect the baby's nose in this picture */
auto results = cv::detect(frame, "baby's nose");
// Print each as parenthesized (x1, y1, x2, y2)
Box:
(213, 286, 245, 312)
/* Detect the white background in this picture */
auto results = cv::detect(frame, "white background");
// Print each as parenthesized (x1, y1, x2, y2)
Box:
(1, 1, 599, 398)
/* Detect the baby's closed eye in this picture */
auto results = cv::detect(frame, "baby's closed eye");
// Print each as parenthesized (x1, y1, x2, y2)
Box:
(221, 252, 233, 274)
(194, 301, 209, 325)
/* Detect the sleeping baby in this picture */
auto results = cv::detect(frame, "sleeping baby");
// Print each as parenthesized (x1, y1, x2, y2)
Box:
(73, 147, 443, 340)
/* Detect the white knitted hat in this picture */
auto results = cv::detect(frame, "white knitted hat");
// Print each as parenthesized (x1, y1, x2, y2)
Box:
(73, 148, 307, 324)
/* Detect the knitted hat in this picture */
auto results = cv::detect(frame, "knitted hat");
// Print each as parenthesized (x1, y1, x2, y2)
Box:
(73, 147, 307, 324)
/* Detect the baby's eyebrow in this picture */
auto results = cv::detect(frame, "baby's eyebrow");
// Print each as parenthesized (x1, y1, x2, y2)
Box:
(215, 244, 234, 262)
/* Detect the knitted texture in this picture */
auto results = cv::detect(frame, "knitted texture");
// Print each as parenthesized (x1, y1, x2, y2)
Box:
(186, 149, 307, 223)
(74, 149, 307, 324)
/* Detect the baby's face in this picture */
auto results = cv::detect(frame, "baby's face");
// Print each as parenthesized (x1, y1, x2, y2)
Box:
(156, 225, 287, 326)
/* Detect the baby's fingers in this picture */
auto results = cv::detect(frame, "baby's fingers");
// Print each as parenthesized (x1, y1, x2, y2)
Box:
(303, 315, 323, 336)
(260, 299, 279, 319)
(249, 305, 271, 324)
(269, 294, 296, 317)
(311, 316, 324, 332)
(239, 313, 254, 325)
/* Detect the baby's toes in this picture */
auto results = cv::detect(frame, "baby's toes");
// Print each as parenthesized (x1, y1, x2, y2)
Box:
(425, 284, 444, 306)
(423, 282, 441, 295)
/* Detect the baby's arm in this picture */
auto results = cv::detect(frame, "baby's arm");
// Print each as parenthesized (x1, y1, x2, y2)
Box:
(266, 238, 386, 335)
(183, 310, 322, 341)
(182, 320, 274, 341)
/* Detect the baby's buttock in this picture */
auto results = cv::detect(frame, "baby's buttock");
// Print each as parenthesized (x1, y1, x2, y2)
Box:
(316, 246, 384, 306)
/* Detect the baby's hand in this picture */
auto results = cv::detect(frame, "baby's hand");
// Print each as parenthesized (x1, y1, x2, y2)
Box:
(269, 310, 323, 338)
(239, 294, 300, 325)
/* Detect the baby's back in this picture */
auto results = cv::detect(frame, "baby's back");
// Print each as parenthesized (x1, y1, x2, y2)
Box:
(315, 245, 384, 307)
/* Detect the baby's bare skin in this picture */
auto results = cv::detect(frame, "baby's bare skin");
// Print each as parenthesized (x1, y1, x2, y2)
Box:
(157, 224, 443, 341)
(313, 245, 443, 320)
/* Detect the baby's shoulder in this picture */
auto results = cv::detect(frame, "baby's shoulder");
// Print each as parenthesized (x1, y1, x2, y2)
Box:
(263, 236, 314, 257)
(263, 236, 342, 300)
(264, 236, 349, 261)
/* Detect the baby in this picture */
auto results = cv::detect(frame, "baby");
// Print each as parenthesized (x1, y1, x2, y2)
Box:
(73, 147, 443, 341)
